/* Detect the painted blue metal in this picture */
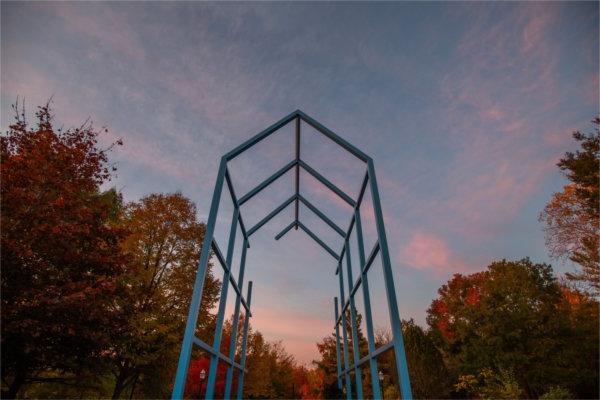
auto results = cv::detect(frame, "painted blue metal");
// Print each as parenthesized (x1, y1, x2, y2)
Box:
(274, 221, 297, 241)
(238, 160, 296, 206)
(297, 194, 345, 237)
(294, 117, 301, 229)
(345, 239, 364, 399)
(205, 207, 240, 399)
(172, 158, 227, 400)
(210, 239, 251, 315)
(337, 259, 353, 400)
(172, 111, 412, 400)
(297, 110, 371, 163)
(355, 210, 383, 399)
(224, 237, 248, 399)
(236, 282, 253, 400)
(298, 159, 356, 207)
(334, 297, 343, 390)
(225, 169, 250, 245)
(368, 160, 413, 400)
(297, 221, 339, 260)
(247, 195, 296, 236)
(224, 112, 297, 161)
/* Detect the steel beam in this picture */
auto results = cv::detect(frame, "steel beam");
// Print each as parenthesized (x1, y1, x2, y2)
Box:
(298, 194, 345, 237)
(224, 112, 297, 161)
(355, 210, 383, 399)
(172, 158, 227, 400)
(297, 221, 339, 260)
(174, 111, 412, 400)
(345, 239, 364, 399)
(236, 282, 253, 400)
(205, 207, 239, 399)
(224, 237, 248, 399)
(338, 259, 353, 400)
(211, 239, 251, 315)
(225, 168, 250, 246)
(335, 172, 369, 275)
(297, 110, 371, 163)
(298, 159, 356, 207)
(238, 160, 296, 206)
(334, 297, 343, 390)
(247, 195, 296, 236)
(294, 117, 301, 229)
(274, 221, 296, 241)
(368, 160, 412, 399)
(338, 341, 394, 376)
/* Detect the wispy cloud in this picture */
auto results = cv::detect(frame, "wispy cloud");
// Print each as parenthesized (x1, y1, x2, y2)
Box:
(2, 1, 597, 362)
(400, 231, 472, 275)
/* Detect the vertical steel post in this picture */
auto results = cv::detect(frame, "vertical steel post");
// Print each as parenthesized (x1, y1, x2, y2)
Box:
(367, 160, 412, 399)
(223, 238, 248, 399)
(294, 116, 300, 229)
(172, 158, 227, 400)
(355, 210, 383, 399)
(345, 239, 364, 399)
(236, 282, 253, 400)
(206, 207, 240, 399)
(334, 297, 343, 390)
(338, 260, 352, 400)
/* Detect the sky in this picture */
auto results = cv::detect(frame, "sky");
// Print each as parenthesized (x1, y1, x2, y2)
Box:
(2, 2, 598, 365)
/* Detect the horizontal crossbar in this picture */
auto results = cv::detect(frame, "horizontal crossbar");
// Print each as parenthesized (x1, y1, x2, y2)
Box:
(337, 341, 393, 378)
(335, 241, 380, 326)
(192, 336, 247, 373)
(299, 160, 356, 207)
(238, 160, 297, 206)
(211, 239, 252, 316)
(247, 195, 296, 236)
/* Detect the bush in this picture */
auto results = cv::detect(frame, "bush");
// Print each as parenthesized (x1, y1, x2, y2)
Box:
(540, 386, 573, 400)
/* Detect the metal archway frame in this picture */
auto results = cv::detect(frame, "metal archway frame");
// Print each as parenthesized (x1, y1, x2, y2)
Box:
(171, 110, 412, 400)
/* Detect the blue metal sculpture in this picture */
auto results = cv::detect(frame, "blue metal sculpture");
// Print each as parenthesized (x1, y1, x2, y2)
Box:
(171, 110, 412, 399)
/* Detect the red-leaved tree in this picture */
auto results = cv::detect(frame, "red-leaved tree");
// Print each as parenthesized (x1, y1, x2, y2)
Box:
(1, 101, 125, 398)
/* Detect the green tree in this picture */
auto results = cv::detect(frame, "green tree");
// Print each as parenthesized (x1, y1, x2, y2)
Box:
(1, 102, 125, 399)
(109, 193, 220, 399)
(427, 258, 599, 398)
(540, 117, 599, 294)
(454, 368, 523, 399)
(402, 320, 453, 399)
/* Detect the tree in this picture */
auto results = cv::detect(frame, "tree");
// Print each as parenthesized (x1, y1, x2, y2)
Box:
(314, 334, 343, 399)
(1, 101, 125, 398)
(242, 329, 299, 399)
(108, 193, 220, 398)
(540, 117, 599, 294)
(427, 258, 599, 398)
(401, 320, 453, 399)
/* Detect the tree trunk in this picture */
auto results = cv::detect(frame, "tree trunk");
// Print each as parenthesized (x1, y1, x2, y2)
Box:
(128, 373, 139, 400)
(112, 369, 129, 400)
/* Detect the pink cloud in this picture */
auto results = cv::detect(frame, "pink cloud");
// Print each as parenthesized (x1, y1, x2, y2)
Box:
(400, 232, 471, 275)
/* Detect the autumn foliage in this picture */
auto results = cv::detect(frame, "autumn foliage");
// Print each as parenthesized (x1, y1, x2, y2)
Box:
(1, 102, 598, 399)
(1, 102, 125, 398)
